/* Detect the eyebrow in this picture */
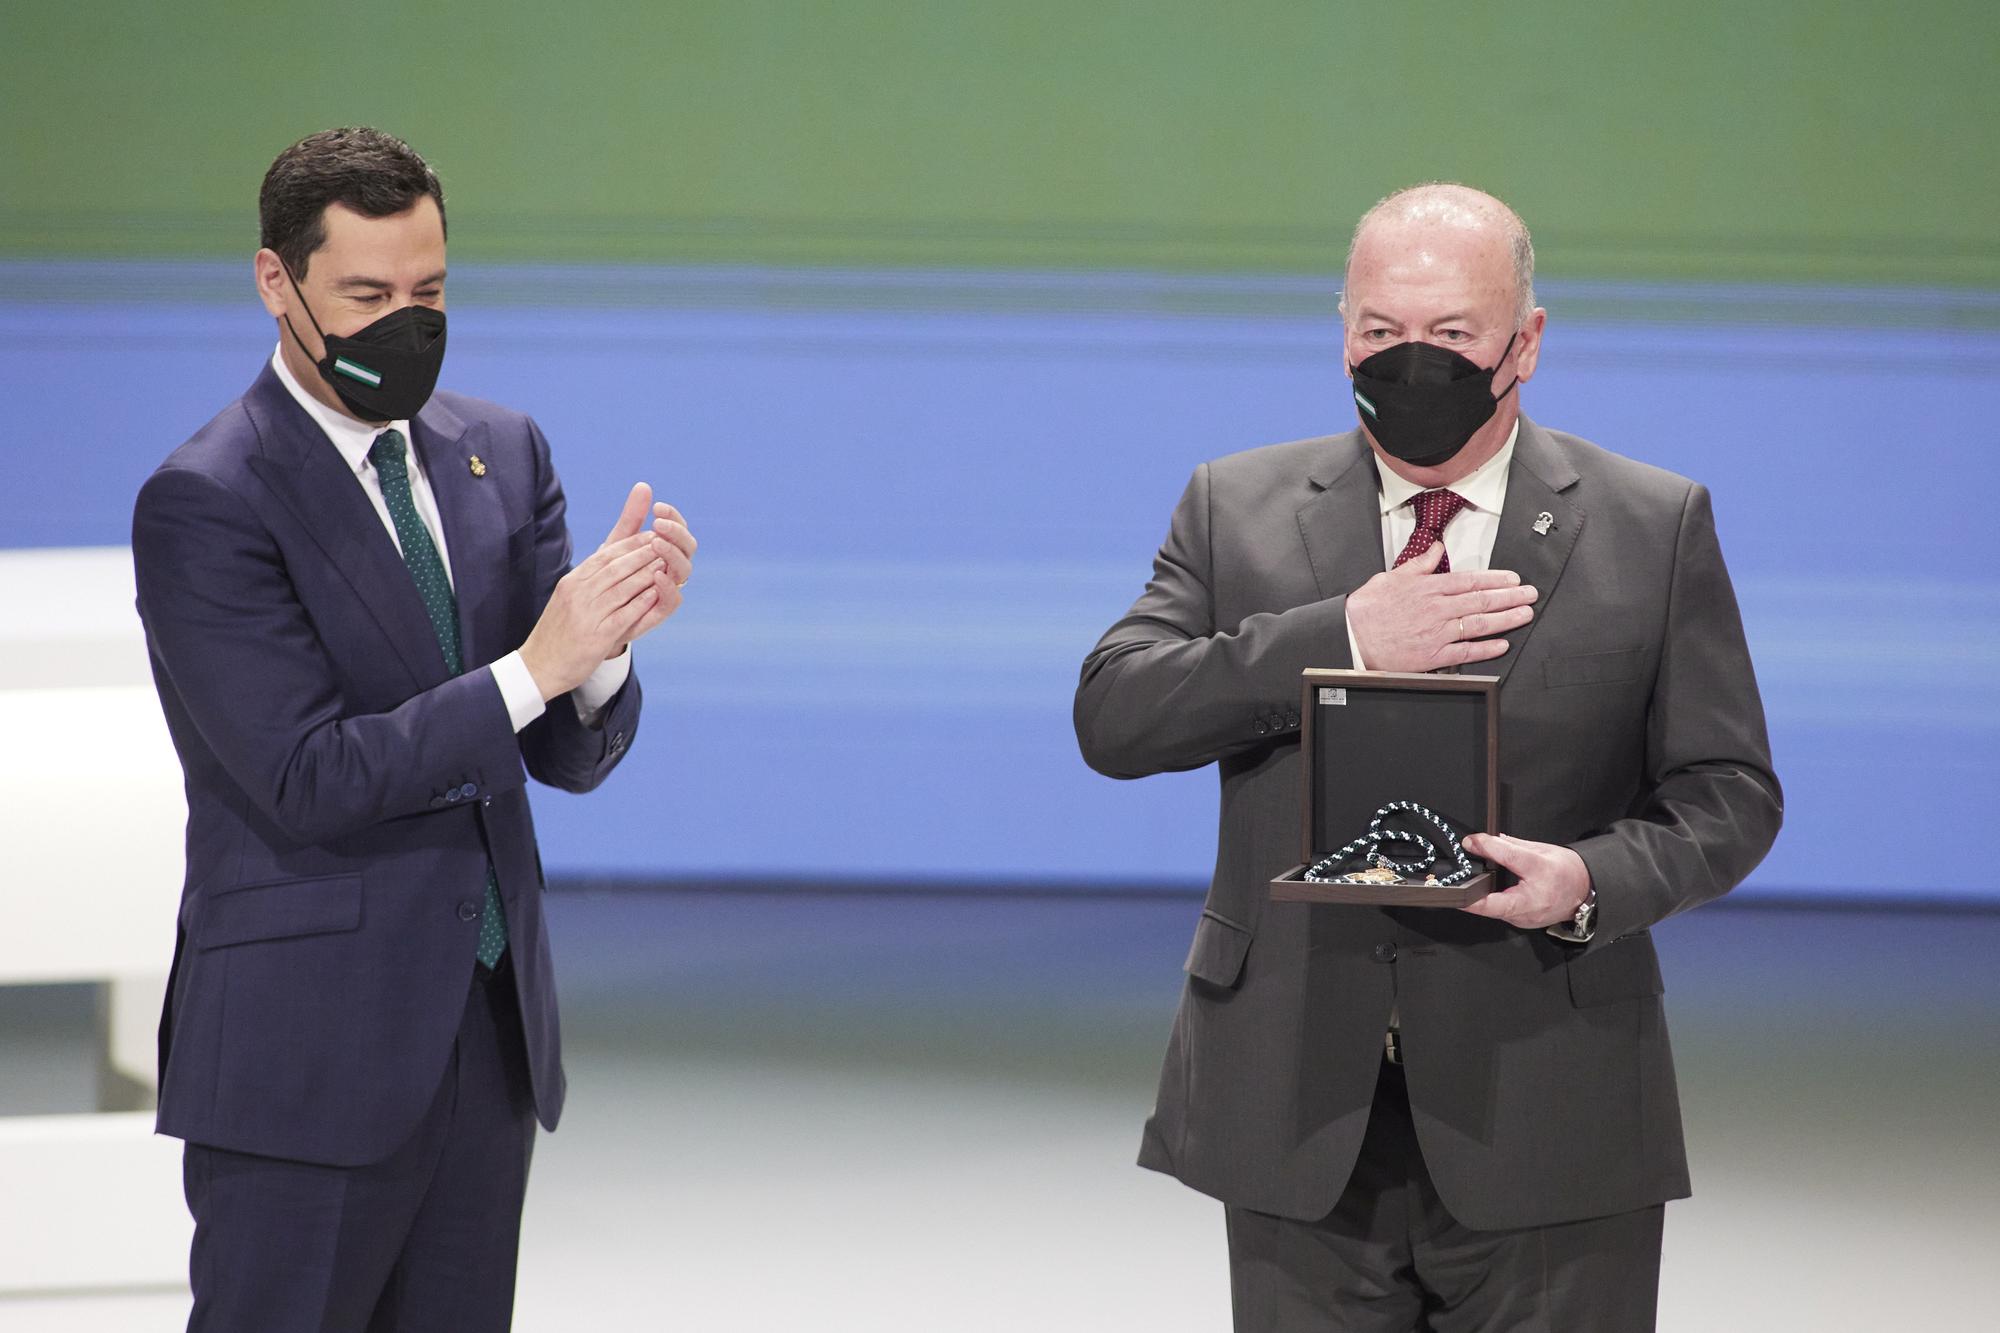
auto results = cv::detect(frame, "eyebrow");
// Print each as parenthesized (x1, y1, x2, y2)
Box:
(1352, 306, 1481, 327)
(333, 270, 447, 291)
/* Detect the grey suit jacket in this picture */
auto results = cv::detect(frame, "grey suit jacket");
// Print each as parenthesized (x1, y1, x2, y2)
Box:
(1074, 417, 1781, 1229)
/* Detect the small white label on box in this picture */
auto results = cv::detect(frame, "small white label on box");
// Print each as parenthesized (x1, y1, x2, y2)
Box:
(1319, 687, 1347, 705)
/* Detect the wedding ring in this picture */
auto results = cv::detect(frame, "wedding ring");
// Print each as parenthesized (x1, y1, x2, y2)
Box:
(1457, 617, 1466, 638)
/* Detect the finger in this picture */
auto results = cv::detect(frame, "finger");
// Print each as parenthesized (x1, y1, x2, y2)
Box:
(661, 546, 693, 587)
(627, 580, 682, 636)
(574, 530, 656, 574)
(1448, 636, 1510, 665)
(1433, 568, 1525, 595)
(1459, 890, 1520, 922)
(584, 543, 668, 595)
(1446, 584, 1538, 615)
(1463, 832, 1531, 872)
(604, 564, 676, 624)
(605, 482, 653, 544)
(1460, 605, 1535, 639)
(601, 558, 670, 612)
(1461, 583, 1539, 614)
(607, 583, 664, 640)
(651, 517, 698, 558)
(611, 577, 676, 645)
(655, 576, 684, 617)
(652, 502, 686, 529)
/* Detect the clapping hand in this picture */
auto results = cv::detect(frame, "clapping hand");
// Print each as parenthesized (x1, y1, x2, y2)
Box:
(518, 482, 697, 701)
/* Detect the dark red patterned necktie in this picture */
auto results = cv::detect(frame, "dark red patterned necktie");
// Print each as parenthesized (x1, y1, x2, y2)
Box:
(1394, 489, 1469, 572)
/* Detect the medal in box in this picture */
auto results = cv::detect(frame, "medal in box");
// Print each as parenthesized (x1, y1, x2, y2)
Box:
(1269, 669, 1502, 907)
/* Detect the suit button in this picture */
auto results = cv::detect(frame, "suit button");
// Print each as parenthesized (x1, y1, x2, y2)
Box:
(1254, 719, 1269, 735)
(457, 901, 481, 922)
(445, 789, 462, 804)
(482, 797, 493, 808)
(459, 782, 478, 798)
(430, 796, 446, 809)
(1371, 942, 1397, 963)
(1285, 712, 1300, 729)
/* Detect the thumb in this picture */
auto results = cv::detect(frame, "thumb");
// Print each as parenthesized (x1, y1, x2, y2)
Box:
(1463, 832, 1526, 871)
(1398, 538, 1446, 575)
(606, 481, 653, 544)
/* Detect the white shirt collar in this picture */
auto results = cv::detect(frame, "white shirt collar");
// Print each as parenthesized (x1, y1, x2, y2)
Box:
(270, 345, 416, 478)
(1372, 419, 1518, 516)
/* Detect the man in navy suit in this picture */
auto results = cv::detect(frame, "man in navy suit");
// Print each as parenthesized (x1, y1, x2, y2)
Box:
(132, 127, 696, 1330)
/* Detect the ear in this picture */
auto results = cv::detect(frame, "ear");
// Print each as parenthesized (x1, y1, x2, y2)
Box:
(1513, 307, 1548, 384)
(253, 248, 291, 320)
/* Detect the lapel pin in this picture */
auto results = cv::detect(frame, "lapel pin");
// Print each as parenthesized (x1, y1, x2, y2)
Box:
(468, 455, 487, 478)
(1532, 511, 1554, 536)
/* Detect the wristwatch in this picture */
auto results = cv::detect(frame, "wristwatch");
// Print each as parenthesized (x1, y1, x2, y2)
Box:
(1545, 888, 1597, 944)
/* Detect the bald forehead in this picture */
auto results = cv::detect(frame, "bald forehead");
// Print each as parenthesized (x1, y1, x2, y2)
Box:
(1343, 183, 1534, 323)
(1351, 214, 1511, 277)
(1369, 184, 1517, 232)
(1347, 226, 1515, 340)
(1353, 189, 1513, 272)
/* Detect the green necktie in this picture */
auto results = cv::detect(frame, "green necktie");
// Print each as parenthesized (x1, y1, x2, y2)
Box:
(370, 429, 509, 969)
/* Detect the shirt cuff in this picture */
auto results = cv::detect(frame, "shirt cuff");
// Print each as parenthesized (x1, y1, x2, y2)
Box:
(572, 647, 632, 726)
(489, 652, 548, 734)
(1345, 613, 1368, 672)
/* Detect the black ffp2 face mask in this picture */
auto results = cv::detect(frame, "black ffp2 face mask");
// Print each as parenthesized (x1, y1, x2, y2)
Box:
(1349, 331, 1518, 468)
(282, 267, 447, 423)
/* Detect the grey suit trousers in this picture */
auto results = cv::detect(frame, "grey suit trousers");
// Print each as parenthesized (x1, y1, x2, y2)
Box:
(1226, 1059, 1663, 1332)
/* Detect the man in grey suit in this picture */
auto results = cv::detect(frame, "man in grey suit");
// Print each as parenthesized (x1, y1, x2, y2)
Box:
(1074, 183, 1781, 1330)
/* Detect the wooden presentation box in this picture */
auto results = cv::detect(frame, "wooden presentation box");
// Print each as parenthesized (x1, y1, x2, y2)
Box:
(1269, 669, 1500, 907)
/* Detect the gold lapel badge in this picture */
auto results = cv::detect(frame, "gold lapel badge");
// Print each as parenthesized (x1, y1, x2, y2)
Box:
(1532, 511, 1555, 536)
(468, 455, 487, 478)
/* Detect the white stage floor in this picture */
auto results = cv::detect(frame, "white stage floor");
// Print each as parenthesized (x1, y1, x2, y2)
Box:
(4, 891, 1995, 1331)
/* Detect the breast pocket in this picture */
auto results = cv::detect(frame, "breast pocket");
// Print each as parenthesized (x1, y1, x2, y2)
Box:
(1543, 647, 1647, 690)
(195, 873, 364, 950)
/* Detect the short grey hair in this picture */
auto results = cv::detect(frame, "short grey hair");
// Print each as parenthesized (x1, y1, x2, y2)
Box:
(1338, 182, 1536, 327)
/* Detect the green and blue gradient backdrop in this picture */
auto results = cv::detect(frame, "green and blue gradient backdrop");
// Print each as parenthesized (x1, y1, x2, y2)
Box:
(6, 0, 1998, 899)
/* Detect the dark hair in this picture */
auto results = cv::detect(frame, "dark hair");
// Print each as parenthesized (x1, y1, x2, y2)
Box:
(259, 127, 447, 279)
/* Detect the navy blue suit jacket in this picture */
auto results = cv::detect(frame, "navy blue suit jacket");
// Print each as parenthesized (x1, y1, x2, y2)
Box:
(133, 363, 642, 1167)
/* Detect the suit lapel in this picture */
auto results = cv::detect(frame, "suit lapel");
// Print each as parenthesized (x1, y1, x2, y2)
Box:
(1482, 417, 1583, 685)
(1297, 433, 1387, 602)
(411, 400, 511, 670)
(241, 366, 450, 688)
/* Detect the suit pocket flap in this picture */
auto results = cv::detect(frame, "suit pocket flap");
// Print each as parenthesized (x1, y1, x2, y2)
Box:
(1566, 933, 1664, 1007)
(1543, 647, 1645, 689)
(196, 874, 363, 950)
(1184, 909, 1253, 988)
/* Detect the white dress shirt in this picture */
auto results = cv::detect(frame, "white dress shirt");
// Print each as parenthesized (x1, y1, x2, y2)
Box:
(1345, 421, 1518, 670)
(270, 348, 630, 730)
